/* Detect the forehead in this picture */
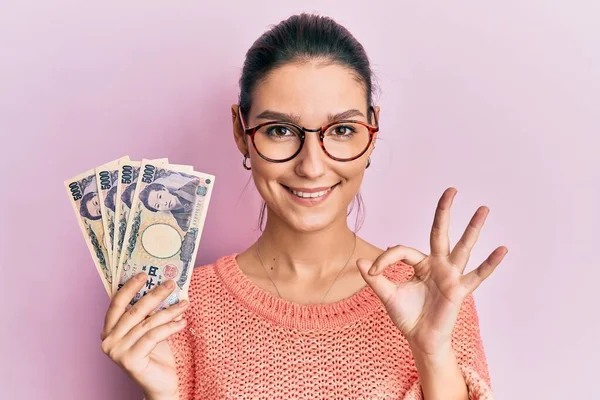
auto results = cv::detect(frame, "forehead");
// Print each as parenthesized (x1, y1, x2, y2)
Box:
(251, 62, 367, 123)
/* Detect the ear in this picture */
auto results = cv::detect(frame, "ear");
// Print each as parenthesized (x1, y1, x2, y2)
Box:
(369, 105, 381, 155)
(231, 104, 249, 156)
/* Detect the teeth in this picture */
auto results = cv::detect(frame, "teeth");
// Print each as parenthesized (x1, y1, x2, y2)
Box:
(290, 188, 330, 198)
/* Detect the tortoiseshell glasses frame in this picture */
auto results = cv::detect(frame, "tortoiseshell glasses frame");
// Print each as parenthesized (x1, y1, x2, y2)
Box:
(238, 105, 379, 163)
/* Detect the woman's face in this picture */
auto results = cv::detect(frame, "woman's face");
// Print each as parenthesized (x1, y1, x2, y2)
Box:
(233, 62, 379, 232)
(148, 188, 178, 211)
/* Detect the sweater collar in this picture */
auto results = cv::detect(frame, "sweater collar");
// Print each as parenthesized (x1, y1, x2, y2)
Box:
(214, 253, 398, 330)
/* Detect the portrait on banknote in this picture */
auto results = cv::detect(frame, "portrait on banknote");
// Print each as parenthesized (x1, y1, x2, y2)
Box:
(137, 171, 200, 232)
(78, 176, 102, 221)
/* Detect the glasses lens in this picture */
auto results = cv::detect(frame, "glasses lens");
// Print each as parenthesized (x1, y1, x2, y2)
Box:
(323, 123, 370, 160)
(254, 123, 303, 160)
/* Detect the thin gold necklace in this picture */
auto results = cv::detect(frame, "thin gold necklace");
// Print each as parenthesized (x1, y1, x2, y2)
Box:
(255, 232, 358, 304)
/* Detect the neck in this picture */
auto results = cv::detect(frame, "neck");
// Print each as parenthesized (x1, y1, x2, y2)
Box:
(257, 207, 357, 282)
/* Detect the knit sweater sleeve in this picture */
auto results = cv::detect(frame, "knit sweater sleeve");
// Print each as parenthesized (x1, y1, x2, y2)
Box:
(402, 294, 494, 400)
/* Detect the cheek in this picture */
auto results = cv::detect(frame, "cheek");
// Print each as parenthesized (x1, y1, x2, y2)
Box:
(336, 165, 365, 196)
(251, 161, 286, 190)
(338, 163, 365, 183)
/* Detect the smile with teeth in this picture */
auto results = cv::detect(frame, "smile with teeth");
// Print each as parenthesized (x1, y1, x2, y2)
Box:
(286, 184, 337, 199)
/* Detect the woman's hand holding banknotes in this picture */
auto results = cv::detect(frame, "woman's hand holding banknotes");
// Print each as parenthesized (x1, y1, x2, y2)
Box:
(100, 272, 188, 400)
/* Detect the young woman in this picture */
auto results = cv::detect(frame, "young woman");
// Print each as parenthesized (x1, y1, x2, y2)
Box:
(100, 13, 507, 400)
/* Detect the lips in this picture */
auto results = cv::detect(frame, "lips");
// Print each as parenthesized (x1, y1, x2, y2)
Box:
(282, 182, 340, 199)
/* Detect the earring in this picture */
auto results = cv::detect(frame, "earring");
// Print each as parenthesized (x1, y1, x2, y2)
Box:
(242, 154, 251, 170)
(365, 157, 371, 169)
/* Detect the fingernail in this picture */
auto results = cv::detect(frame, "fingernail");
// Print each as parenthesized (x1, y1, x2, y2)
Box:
(178, 300, 189, 308)
(179, 319, 187, 325)
(164, 280, 175, 289)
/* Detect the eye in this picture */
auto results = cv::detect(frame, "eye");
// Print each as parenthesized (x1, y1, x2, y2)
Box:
(333, 125, 356, 136)
(266, 125, 295, 137)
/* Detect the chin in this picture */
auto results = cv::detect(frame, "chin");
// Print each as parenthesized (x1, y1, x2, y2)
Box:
(283, 211, 341, 233)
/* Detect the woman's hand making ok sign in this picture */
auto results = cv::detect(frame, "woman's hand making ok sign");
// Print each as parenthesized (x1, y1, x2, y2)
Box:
(357, 187, 508, 357)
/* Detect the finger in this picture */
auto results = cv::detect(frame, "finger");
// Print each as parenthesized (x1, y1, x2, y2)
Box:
(110, 280, 177, 340)
(367, 245, 427, 276)
(102, 272, 148, 340)
(129, 319, 188, 359)
(430, 187, 457, 257)
(450, 206, 489, 271)
(356, 259, 398, 304)
(120, 299, 190, 350)
(460, 246, 508, 294)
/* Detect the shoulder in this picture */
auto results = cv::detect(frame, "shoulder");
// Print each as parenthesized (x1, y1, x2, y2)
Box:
(186, 254, 235, 302)
(188, 255, 222, 287)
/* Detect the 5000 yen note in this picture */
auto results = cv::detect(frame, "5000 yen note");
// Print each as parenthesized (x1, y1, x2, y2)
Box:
(116, 161, 214, 309)
(65, 170, 112, 296)
(95, 156, 129, 283)
(111, 158, 169, 293)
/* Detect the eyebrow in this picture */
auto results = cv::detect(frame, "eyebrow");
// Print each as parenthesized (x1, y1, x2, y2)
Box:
(254, 109, 365, 124)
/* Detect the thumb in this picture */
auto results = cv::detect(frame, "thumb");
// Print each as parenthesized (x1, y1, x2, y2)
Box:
(356, 258, 397, 303)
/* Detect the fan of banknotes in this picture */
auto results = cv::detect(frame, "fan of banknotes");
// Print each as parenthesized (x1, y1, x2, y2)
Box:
(64, 156, 215, 310)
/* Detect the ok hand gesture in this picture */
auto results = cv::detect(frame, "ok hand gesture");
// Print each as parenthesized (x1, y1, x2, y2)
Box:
(357, 188, 507, 357)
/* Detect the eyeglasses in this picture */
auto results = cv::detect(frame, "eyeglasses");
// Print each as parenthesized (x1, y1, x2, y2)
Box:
(238, 105, 379, 162)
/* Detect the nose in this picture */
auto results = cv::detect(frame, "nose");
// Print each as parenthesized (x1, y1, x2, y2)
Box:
(294, 132, 326, 179)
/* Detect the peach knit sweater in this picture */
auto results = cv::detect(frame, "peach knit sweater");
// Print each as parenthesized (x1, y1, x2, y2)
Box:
(167, 254, 494, 399)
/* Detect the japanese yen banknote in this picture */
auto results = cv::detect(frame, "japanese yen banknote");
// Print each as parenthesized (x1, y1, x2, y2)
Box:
(65, 157, 215, 307)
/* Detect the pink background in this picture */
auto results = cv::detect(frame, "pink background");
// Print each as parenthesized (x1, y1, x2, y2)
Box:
(1, 1, 598, 399)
